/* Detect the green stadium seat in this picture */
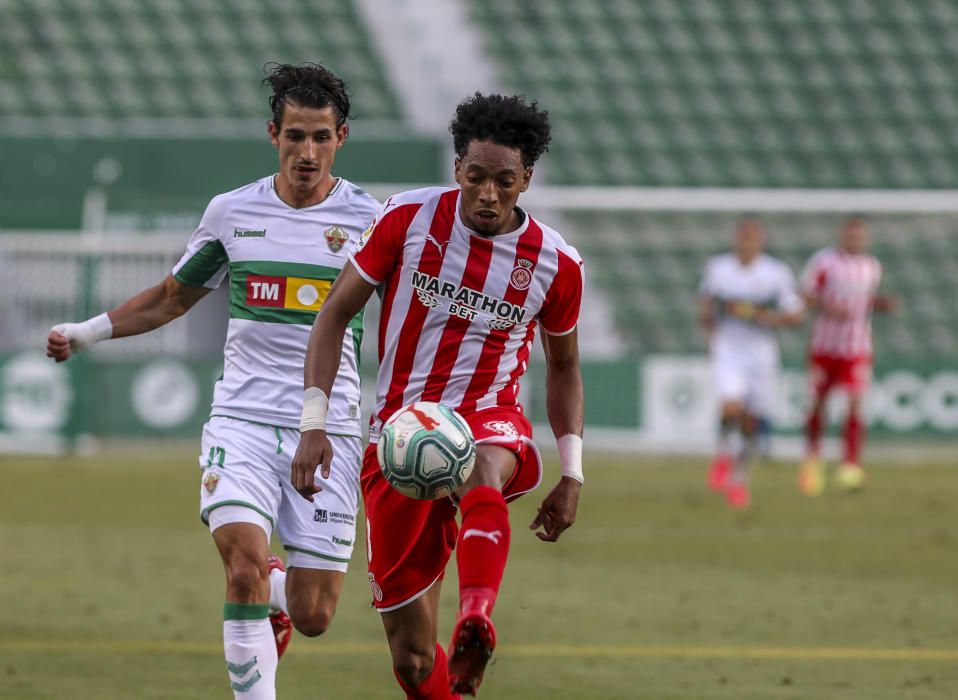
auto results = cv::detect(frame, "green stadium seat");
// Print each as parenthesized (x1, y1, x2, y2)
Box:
(1, 0, 401, 121)
(469, 0, 958, 187)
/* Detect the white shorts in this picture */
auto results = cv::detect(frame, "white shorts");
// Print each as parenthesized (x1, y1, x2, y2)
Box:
(198, 416, 362, 572)
(710, 343, 779, 417)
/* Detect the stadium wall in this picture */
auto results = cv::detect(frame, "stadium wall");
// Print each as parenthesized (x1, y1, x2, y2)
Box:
(0, 136, 442, 230)
(1, 351, 954, 456)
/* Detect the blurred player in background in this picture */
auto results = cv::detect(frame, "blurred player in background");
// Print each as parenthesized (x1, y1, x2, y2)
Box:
(292, 93, 585, 697)
(798, 216, 898, 494)
(46, 63, 378, 700)
(699, 218, 804, 509)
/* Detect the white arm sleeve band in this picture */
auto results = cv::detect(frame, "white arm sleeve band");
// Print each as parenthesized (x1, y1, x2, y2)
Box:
(300, 387, 329, 432)
(557, 433, 584, 484)
(50, 312, 113, 354)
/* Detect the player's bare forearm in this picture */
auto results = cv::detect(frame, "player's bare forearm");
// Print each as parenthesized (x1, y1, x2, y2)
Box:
(530, 329, 584, 542)
(756, 308, 804, 328)
(295, 263, 376, 501)
(304, 310, 348, 396)
(873, 294, 900, 313)
(46, 275, 208, 362)
(109, 275, 210, 338)
(802, 292, 823, 312)
(697, 296, 715, 334)
(542, 329, 584, 440)
(803, 292, 847, 320)
(303, 262, 376, 392)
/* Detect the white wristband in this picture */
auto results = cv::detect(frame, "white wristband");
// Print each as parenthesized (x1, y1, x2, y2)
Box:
(50, 312, 113, 354)
(300, 387, 329, 432)
(557, 433, 584, 484)
(87, 313, 113, 341)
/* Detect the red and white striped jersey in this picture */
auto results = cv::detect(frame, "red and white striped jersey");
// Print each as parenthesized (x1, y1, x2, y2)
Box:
(800, 247, 882, 358)
(349, 186, 584, 439)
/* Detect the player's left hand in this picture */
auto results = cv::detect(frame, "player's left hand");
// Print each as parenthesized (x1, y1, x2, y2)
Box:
(290, 429, 333, 502)
(753, 308, 776, 326)
(873, 295, 901, 313)
(530, 476, 581, 542)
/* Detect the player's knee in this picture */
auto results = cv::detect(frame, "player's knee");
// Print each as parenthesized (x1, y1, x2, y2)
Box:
(392, 645, 436, 688)
(225, 557, 268, 601)
(288, 601, 334, 637)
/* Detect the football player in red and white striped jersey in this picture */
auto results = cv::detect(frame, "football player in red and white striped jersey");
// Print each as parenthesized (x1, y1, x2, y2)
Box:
(292, 93, 585, 697)
(798, 216, 898, 494)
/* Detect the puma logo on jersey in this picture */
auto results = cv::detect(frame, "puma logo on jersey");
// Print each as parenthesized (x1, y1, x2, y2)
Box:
(462, 528, 503, 544)
(424, 233, 448, 256)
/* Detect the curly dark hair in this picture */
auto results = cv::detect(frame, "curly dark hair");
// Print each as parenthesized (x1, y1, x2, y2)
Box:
(263, 62, 351, 128)
(449, 92, 551, 168)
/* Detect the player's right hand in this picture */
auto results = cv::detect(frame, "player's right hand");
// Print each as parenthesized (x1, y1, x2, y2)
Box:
(291, 430, 333, 502)
(46, 323, 95, 362)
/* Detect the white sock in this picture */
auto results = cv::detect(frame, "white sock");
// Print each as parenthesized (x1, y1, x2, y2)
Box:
(268, 569, 287, 614)
(223, 604, 278, 699)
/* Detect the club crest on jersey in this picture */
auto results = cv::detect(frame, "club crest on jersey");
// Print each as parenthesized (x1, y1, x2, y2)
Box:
(324, 226, 349, 253)
(483, 420, 519, 439)
(368, 573, 384, 602)
(510, 258, 534, 291)
(202, 470, 221, 494)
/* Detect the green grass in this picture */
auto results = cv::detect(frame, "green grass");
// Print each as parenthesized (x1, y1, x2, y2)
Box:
(1, 452, 955, 699)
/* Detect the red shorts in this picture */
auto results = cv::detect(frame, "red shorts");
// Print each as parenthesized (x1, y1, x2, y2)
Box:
(809, 353, 873, 398)
(361, 407, 542, 612)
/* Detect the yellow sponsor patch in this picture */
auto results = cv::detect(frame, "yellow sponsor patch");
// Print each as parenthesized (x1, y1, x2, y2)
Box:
(284, 277, 333, 311)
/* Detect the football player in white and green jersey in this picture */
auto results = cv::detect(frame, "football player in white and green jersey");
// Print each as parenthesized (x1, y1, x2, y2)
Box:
(46, 63, 377, 700)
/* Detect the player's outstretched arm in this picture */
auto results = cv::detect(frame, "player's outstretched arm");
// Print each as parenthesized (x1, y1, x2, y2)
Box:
(46, 274, 210, 362)
(755, 306, 804, 328)
(872, 294, 900, 313)
(530, 329, 584, 543)
(292, 261, 377, 501)
(697, 295, 715, 334)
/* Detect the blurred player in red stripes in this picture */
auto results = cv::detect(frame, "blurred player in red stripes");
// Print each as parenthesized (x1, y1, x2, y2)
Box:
(798, 216, 898, 494)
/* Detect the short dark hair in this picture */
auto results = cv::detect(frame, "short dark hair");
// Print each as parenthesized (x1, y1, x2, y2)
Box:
(449, 92, 551, 168)
(263, 62, 351, 128)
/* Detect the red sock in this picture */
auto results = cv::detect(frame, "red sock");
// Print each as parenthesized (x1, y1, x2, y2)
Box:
(806, 405, 823, 456)
(844, 408, 863, 464)
(457, 486, 510, 612)
(393, 644, 460, 700)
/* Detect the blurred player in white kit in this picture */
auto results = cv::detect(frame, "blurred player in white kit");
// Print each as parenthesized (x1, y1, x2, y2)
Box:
(699, 218, 804, 509)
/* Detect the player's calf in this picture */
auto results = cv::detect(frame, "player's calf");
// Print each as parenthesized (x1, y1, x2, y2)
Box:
(266, 555, 293, 658)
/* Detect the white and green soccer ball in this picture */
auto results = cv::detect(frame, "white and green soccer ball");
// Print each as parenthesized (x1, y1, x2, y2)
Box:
(377, 402, 476, 500)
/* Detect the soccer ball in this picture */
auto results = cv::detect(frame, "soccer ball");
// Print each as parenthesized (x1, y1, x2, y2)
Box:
(377, 402, 476, 500)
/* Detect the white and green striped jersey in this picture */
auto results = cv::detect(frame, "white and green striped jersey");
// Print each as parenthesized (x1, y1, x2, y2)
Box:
(172, 175, 378, 435)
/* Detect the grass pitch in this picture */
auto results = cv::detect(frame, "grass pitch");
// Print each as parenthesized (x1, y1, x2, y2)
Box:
(1, 450, 955, 699)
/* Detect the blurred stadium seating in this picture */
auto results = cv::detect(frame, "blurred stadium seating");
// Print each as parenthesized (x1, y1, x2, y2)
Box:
(0, 0, 400, 120)
(470, 0, 958, 187)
